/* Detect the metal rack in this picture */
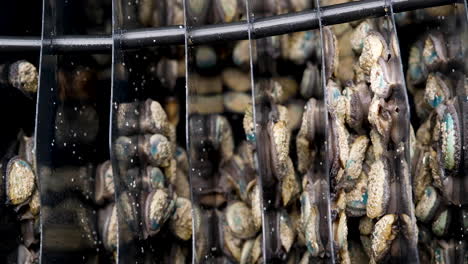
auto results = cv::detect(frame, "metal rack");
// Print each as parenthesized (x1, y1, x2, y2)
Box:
(0, 0, 459, 53)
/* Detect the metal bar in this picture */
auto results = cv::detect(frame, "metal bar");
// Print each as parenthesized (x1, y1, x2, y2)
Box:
(0, 0, 456, 53)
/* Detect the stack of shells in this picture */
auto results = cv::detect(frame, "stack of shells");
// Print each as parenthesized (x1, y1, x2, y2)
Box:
(114, 98, 193, 261)
(180, 1, 261, 262)
(0, 61, 40, 262)
(406, 27, 466, 261)
(298, 17, 419, 262)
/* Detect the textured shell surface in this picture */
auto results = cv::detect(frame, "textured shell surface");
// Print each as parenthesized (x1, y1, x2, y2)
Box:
(370, 58, 393, 99)
(226, 201, 258, 239)
(7, 158, 35, 205)
(170, 197, 193, 241)
(351, 20, 374, 53)
(335, 211, 348, 249)
(415, 186, 439, 223)
(345, 135, 370, 181)
(346, 171, 368, 217)
(146, 100, 169, 133)
(367, 160, 389, 219)
(9, 60, 38, 93)
(29, 190, 40, 216)
(371, 214, 397, 262)
(359, 32, 386, 76)
(145, 189, 175, 236)
(145, 134, 173, 167)
(303, 204, 322, 257)
(439, 105, 460, 172)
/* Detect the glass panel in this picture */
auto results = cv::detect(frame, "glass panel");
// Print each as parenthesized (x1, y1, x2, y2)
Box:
(0, 1, 42, 262)
(184, 0, 258, 263)
(394, 2, 468, 262)
(245, 1, 332, 263)
(37, 0, 113, 262)
(111, 0, 188, 262)
(316, 0, 419, 263)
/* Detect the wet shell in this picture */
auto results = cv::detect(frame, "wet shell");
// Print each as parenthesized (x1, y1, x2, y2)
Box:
(114, 136, 138, 163)
(414, 151, 431, 202)
(286, 101, 305, 131)
(415, 186, 440, 223)
(367, 159, 390, 219)
(371, 214, 397, 262)
(226, 201, 258, 239)
(173, 169, 190, 199)
(359, 32, 389, 76)
(281, 158, 300, 207)
(6, 157, 35, 205)
(335, 119, 350, 169)
(424, 73, 451, 108)
(139, 99, 170, 136)
(370, 58, 397, 99)
(345, 82, 371, 133)
(144, 189, 175, 237)
(95, 160, 115, 203)
(249, 183, 262, 231)
(422, 34, 447, 69)
(438, 103, 460, 174)
(301, 197, 323, 257)
(345, 171, 368, 217)
(220, 211, 243, 262)
(118, 191, 139, 238)
(368, 97, 393, 140)
(170, 197, 193, 241)
(240, 239, 255, 264)
(243, 104, 256, 142)
(323, 27, 339, 79)
(271, 119, 291, 167)
(116, 102, 139, 136)
(99, 204, 118, 251)
(399, 214, 418, 246)
(28, 190, 40, 216)
(280, 210, 296, 253)
(213, 115, 235, 161)
(164, 158, 176, 185)
(351, 20, 374, 54)
(432, 209, 451, 237)
(8, 60, 38, 93)
(139, 134, 173, 167)
(345, 136, 369, 181)
(407, 42, 428, 85)
(359, 217, 374, 236)
(335, 211, 348, 250)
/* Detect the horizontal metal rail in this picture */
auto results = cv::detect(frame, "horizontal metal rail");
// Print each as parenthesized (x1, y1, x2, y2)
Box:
(0, 0, 457, 53)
